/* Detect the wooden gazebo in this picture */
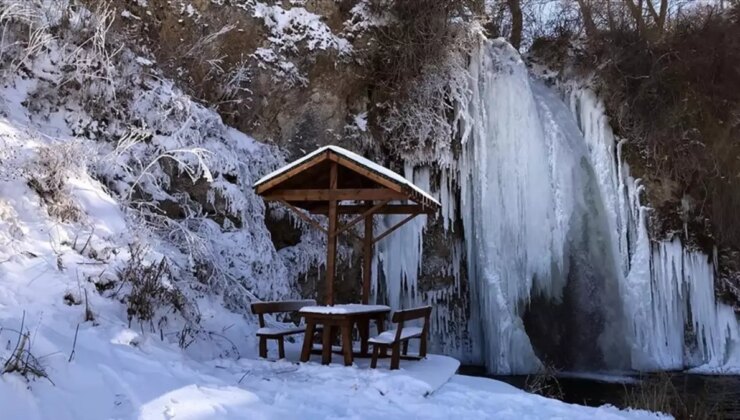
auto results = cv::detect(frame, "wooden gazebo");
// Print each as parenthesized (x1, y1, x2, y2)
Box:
(254, 146, 440, 305)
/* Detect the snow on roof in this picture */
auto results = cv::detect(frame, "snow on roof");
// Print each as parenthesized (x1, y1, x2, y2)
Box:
(254, 145, 440, 206)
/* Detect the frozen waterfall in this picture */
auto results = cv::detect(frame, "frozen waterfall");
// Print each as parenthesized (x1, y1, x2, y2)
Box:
(372, 38, 739, 374)
(458, 40, 629, 373)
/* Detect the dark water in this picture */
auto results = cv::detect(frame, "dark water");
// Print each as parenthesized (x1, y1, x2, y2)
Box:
(459, 365, 740, 419)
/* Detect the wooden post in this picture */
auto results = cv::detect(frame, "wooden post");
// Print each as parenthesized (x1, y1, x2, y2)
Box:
(362, 200, 373, 305)
(326, 162, 338, 306)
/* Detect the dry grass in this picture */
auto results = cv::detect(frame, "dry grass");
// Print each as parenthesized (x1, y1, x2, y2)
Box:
(524, 364, 565, 400)
(1, 312, 52, 384)
(623, 373, 720, 420)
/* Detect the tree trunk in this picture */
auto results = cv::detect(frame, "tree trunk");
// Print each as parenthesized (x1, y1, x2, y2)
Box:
(507, 0, 523, 50)
(624, 0, 648, 36)
(576, 0, 599, 38)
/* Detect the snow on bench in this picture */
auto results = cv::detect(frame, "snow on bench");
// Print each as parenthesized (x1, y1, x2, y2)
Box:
(251, 299, 317, 359)
(256, 326, 307, 336)
(299, 304, 391, 315)
(368, 326, 423, 345)
(370, 306, 432, 370)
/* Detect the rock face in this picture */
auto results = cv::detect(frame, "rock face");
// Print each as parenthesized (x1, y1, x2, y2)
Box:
(95, 0, 467, 309)
(107, 0, 371, 156)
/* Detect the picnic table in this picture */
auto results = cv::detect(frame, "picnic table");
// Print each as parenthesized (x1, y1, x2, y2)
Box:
(299, 304, 391, 366)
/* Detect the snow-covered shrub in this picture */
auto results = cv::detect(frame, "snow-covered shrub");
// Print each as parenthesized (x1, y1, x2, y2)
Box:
(1, 316, 49, 383)
(25, 143, 85, 222)
(56, 2, 121, 114)
(0, 0, 51, 78)
(115, 243, 199, 341)
(364, 0, 482, 165)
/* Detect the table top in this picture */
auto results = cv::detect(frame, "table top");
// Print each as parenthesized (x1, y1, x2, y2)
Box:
(299, 304, 391, 315)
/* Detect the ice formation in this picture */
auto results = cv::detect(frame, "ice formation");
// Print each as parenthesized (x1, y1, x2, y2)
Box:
(372, 37, 740, 374)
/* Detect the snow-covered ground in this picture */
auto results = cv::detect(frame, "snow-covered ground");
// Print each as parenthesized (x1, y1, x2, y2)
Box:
(0, 208, 665, 420)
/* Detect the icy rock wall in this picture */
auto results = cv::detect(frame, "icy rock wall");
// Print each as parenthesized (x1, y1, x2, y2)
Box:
(457, 40, 631, 373)
(568, 86, 740, 372)
(372, 37, 739, 374)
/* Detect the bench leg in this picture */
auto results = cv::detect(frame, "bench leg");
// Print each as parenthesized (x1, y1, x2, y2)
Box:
(278, 336, 285, 360)
(370, 344, 380, 369)
(390, 342, 401, 370)
(341, 321, 353, 366)
(359, 318, 370, 356)
(402, 340, 409, 356)
(259, 336, 268, 359)
(321, 323, 333, 365)
(420, 335, 427, 358)
(300, 320, 315, 362)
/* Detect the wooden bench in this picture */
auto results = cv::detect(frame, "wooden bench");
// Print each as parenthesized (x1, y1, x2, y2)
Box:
(369, 306, 432, 370)
(251, 299, 317, 359)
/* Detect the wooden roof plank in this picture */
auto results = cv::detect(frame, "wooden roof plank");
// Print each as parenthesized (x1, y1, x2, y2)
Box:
(263, 188, 407, 202)
(328, 153, 403, 194)
(309, 204, 435, 215)
(254, 150, 330, 194)
(254, 146, 440, 209)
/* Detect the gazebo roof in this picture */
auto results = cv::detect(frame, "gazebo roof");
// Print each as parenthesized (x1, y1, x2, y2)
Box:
(254, 145, 440, 212)
(254, 145, 441, 306)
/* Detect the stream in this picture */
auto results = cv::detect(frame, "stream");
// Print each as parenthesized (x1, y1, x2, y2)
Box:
(459, 365, 740, 419)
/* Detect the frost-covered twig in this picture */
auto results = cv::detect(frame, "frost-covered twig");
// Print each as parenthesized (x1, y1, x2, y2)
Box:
(7, 24, 53, 75)
(126, 147, 213, 202)
(1, 311, 52, 383)
(68, 323, 80, 363)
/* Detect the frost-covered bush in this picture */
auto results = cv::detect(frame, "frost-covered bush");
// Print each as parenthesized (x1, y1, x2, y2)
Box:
(2, 329, 48, 381)
(25, 143, 85, 222)
(364, 0, 482, 165)
(115, 244, 199, 342)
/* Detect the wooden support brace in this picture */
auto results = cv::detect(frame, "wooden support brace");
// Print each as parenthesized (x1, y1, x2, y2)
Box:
(278, 199, 328, 234)
(372, 213, 420, 245)
(333, 200, 389, 238)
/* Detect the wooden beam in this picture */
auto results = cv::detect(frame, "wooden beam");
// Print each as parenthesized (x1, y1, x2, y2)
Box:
(255, 151, 329, 194)
(326, 162, 338, 306)
(372, 213, 420, 245)
(329, 153, 403, 193)
(329, 152, 441, 213)
(263, 189, 407, 202)
(332, 200, 389, 238)
(277, 199, 327, 234)
(362, 201, 373, 305)
(309, 204, 435, 215)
